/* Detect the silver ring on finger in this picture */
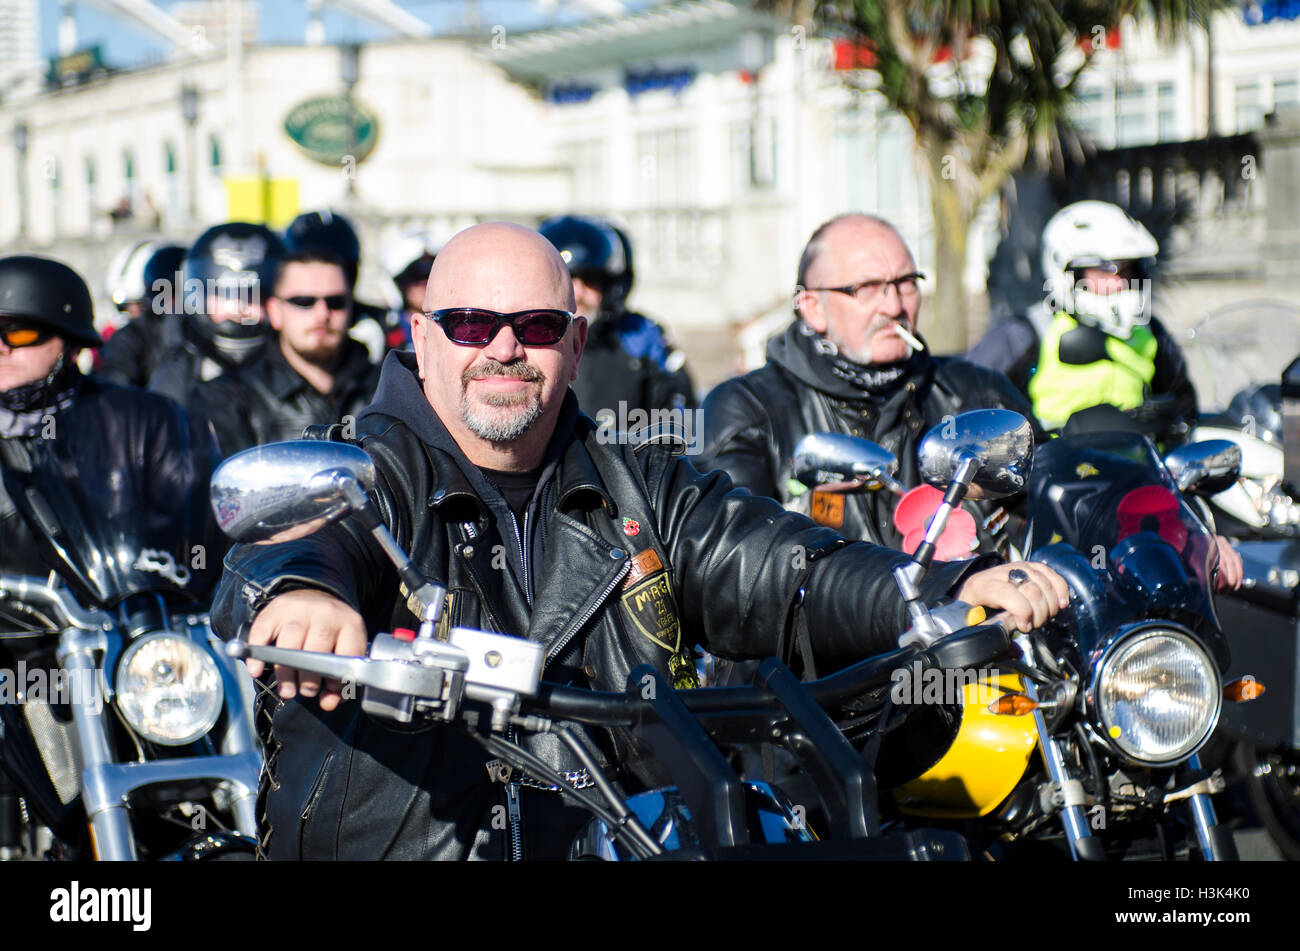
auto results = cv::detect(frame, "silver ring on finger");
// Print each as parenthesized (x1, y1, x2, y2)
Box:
(1007, 567, 1030, 586)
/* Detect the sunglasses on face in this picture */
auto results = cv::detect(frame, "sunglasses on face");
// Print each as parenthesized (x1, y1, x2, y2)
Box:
(426, 308, 574, 346)
(0, 323, 55, 348)
(282, 294, 350, 311)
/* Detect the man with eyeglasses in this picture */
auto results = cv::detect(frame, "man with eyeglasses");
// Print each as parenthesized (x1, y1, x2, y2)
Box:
(187, 249, 379, 457)
(209, 221, 1067, 860)
(699, 213, 1038, 551)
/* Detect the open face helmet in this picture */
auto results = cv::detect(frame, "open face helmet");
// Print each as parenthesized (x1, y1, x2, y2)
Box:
(1041, 200, 1158, 339)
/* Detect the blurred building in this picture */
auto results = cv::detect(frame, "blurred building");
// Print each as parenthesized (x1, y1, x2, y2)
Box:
(1, 2, 1299, 383)
(0, 0, 41, 94)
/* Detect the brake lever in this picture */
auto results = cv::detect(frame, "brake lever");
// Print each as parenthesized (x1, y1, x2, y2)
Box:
(226, 640, 461, 701)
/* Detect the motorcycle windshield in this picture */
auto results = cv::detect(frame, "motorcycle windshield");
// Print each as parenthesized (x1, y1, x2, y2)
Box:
(2, 432, 210, 608)
(1025, 432, 1217, 619)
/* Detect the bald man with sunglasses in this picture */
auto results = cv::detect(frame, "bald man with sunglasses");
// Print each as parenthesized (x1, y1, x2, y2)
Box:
(187, 249, 380, 457)
(210, 222, 1067, 861)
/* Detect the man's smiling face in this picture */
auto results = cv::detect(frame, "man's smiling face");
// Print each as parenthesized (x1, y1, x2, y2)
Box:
(410, 223, 585, 466)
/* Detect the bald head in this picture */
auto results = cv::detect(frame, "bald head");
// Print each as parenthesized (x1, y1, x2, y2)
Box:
(425, 222, 576, 314)
(797, 214, 910, 291)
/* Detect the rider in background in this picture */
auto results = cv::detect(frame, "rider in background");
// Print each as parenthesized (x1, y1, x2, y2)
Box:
(98, 240, 187, 388)
(148, 221, 284, 408)
(966, 200, 1197, 437)
(539, 215, 696, 421)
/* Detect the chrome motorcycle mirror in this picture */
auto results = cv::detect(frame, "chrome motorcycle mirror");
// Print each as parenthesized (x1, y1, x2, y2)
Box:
(210, 440, 377, 544)
(1164, 439, 1242, 496)
(210, 440, 446, 628)
(917, 409, 1034, 501)
(792, 433, 904, 494)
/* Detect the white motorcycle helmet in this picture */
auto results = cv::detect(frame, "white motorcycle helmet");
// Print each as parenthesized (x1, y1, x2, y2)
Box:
(381, 229, 446, 311)
(1041, 200, 1158, 339)
(105, 239, 172, 314)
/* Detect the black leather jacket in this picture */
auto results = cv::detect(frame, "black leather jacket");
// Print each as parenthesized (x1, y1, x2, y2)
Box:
(187, 337, 379, 457)
(95, 312, 169, 389)
(572, 310, 696, 420)
(211, 350, 984, 860)
(0, 374, 222, 599)
(699, 320, 1043, 550)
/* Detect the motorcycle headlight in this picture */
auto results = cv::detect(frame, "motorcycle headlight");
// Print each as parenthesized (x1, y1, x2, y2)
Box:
(1092, 628, 1220, 766)
(115, 633, 224, 745)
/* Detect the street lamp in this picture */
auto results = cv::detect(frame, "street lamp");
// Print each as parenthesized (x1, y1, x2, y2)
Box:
(340, 43, 361, 198)
(180, 84, 200, 223)
(13, 120, 29, 240)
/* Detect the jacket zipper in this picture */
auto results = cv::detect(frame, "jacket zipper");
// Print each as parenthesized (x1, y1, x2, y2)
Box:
(544, 558, 632, 672)
(506, 724, 524, 861)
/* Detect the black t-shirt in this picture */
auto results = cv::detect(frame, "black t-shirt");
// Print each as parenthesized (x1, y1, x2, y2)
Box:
(479, 465, 541, 527)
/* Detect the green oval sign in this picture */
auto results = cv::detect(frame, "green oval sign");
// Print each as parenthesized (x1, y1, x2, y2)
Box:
(284, 96, 380, 167)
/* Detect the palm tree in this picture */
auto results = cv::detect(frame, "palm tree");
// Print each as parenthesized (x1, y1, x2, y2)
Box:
(770, 0, 1230, 351)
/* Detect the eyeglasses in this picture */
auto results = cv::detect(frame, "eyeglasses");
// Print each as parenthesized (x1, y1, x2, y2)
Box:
(0, 322, 55, 349)
(282, 294, 350, 311)
(806, 272, 925, 304)
(426, 308, 574, 346)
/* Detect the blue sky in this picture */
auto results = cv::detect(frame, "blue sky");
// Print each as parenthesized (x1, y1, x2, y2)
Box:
(38, 0, 598, 65)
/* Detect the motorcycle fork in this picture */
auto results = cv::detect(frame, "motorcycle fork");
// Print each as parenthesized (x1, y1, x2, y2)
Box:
(1015, 634, 1105, 861)
(1184, 755, 1238, 861)
(59, 628, 139, 860)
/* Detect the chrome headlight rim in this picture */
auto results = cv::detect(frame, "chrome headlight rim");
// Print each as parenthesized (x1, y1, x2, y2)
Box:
(1085, 622, 1222, 768)
(114, 631, 225, 746)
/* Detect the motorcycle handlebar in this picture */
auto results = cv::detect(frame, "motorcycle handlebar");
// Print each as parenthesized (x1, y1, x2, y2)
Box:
(523, 618, 1011, 727)
(0, 573, 103, 631)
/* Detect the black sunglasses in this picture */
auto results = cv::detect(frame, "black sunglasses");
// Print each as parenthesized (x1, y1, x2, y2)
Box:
(282, 294, 350, 311)
(0, 322, 56, 349)
(426, 308, 574, 346)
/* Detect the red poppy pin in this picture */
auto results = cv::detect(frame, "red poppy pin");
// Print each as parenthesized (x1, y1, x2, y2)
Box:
(622, 517, 641, 537)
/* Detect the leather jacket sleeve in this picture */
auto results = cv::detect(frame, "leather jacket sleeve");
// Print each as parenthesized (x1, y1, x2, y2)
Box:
(211, 423, 424, 640)
(639, 450, 988, 666)
(1150, 317, 1198, 425)
(696, 374, 783, 498)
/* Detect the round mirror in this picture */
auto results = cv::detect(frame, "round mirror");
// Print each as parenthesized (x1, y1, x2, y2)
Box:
(793, 432, 902, 493)
(917, 409, 1034, 500)
(210, 440, 377, 543)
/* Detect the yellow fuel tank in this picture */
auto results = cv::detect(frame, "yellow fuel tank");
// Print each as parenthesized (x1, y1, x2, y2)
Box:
(893, 672, 1038, 819)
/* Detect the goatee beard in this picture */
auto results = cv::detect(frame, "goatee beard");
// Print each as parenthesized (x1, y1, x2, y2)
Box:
(460, 358, 546, 442)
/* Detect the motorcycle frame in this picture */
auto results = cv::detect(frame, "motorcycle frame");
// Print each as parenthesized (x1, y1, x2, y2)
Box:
(3, 574, 261, 860)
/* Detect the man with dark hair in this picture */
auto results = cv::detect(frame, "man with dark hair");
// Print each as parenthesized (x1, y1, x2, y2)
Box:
(700, 213, 1040, 552)
(187, 249, 379, 457)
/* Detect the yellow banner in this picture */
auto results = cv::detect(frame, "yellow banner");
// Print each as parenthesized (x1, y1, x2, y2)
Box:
(223, 177, 300, 229)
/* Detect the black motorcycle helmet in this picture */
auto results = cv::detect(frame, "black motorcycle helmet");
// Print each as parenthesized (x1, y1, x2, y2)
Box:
(539, 215, 632, 316)
(1226, 383, 1283, 444)
(283, 210, 361, 290)
(0, 254, 102, 349)
(141, 244, 187, 317)
(181, 222, 283, 361)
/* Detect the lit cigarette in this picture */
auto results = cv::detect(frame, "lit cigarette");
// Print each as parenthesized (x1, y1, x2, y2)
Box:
(893, 322, 925, 352)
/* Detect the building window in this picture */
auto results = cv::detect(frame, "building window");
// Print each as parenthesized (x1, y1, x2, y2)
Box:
(562, 139, 606, 210)
(1236, 81, 1263, 132)
(1157, 82, 1177, 141)
(164, 142, 177, 174)
(85, 156, 96, 220)
(1274, 76, 1299, 115)
(1072, 87, 1108, 145)
(1116, 82, 1151, 146)
(209, 134, 223, 173)
(635, 127, 695, 207)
